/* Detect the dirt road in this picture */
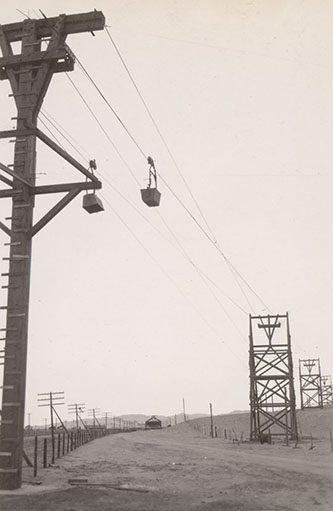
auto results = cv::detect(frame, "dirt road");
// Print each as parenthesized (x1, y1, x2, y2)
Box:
(0, 424, 332, 510)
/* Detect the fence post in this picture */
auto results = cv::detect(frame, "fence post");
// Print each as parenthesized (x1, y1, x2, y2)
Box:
(224, 429, 227, 439)
(62, 433, 65, 456)
(330, 429, 333, 452)
(34, 436, 38, 477)
(57, 433, 61, 458)
(43, 438, 47, 468)
(70, 432, 73, 451)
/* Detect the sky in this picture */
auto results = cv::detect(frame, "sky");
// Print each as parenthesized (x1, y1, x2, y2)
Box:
(0, 0, 333, 426)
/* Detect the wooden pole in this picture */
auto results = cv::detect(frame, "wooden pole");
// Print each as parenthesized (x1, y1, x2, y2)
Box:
(50, 398, 55, 464)
(0, 10, 105, 490)
(33, 436, 37, 477)
(43, 438, 47, 469)
(209, 403, 214, 438)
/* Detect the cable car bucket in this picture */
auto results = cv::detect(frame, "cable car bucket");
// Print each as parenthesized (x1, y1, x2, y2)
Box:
(82, 159, 104, 214)
(141, 156, 161, 207)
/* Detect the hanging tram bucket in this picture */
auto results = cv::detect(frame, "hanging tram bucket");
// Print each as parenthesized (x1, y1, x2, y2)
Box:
(82, 193, 104, 214)
(141, 156, 161, 207)
(82, 160, 104, 214)
(141, 187, 161, 207)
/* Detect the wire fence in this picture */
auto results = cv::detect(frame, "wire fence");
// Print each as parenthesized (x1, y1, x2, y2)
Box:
(187, 418, 333, 452)
(23, 425, 136, 478)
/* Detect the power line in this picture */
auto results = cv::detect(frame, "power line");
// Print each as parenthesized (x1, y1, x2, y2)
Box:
(92, 168, 249, 320)
(103, 28, 270, 313)
(100, 191, 247, 366)
(38, 105, 248, 322)
(38, 117, 65, 151)
(38, 102, 249, 354)
(105, 26, 218, 244)
(17, 7, 271, 315)
(65, 73, 141, 186)
(155, 211, 248, 342)
(71, 50, 147, 160)
(40, 109, 90, 161)
(155, 210, 248, 318)
(65, 43, 269, 312)
(40, 110, 87, 161)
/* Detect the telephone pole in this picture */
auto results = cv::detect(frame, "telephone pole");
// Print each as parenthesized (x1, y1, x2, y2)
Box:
(38, 391, 65, 465)
(68, 403, 85, 436)
(0, 11, 105, 489)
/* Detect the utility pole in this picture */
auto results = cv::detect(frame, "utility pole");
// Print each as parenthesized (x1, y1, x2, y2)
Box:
(68, 403, 85, 437)
(0, 11, 105, 489)
(37, 391, 65, 465)
(88, 408, 103, 435)
(102, 411, 111, 431)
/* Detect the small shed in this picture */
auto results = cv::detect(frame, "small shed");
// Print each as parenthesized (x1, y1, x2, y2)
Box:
(145, 416, 162, 429)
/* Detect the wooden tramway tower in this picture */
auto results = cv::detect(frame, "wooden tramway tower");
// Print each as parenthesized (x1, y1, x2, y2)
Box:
(0, 11, 105, 489)
(299, 358, 323, 409)
(321, 375, 333, 406)
(249, 313, 298, 442)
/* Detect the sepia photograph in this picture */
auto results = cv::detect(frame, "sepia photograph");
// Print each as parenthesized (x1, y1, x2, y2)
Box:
(0, 1, 332, 509)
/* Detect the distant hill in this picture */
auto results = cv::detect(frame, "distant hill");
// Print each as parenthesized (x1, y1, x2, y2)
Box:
(118, 413, 209, 425)
(187, 406, 333, 440)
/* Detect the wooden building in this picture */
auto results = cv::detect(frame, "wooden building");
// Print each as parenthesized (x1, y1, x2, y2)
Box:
(145, 416, 162, 429)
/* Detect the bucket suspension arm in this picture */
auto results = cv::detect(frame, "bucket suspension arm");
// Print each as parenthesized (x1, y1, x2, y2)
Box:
(147, 156, 157, 188)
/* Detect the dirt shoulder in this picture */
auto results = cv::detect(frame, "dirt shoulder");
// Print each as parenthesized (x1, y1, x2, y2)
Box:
(0, 424, 332, 510)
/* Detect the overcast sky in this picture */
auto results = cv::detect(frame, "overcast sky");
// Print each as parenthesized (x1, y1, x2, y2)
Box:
(0, 0, 332, 425)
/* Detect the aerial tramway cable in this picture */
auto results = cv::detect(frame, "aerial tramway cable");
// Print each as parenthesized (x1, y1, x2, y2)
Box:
(102, 28, 270, 313)
(64, 38, 270, 314)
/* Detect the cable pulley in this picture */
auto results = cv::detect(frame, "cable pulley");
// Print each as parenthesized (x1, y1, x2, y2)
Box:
(82, 160, 104, 214)
(141, 156, 161, 207)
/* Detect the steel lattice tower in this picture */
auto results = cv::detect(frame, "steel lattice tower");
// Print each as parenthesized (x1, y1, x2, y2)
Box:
(249, 313, 298, 441)
(299, 359, 323, 409)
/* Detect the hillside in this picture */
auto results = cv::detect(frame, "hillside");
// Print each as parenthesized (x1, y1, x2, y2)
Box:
(188, 406, 333, 441)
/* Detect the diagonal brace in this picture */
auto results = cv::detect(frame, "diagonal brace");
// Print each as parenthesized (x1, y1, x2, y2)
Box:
(0, 162, 33, 188)
(36, 129, 99, 182)
(0, 129, 98, 182)
(27, 189, 81, 238)
(0, 221, 11, 237)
